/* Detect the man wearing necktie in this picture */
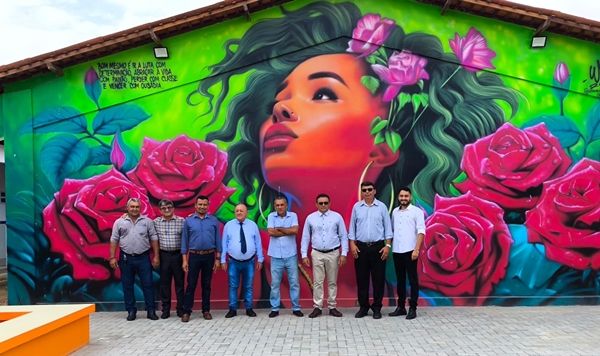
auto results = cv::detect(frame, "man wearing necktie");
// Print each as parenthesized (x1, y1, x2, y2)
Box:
(221, 203, 264, 318)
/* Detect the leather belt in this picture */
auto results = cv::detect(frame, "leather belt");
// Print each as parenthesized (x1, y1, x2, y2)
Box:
(314, 246, 340, 254)
(189, 249, 215, 255)
(121, 249, 149, 257)
(356, 240, 384, 247)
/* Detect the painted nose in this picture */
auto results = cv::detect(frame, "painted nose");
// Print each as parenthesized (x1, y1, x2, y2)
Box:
(272, 102, 298, 123)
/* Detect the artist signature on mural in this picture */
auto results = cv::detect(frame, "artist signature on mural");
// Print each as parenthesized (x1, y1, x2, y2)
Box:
(583, 59, 600, 96)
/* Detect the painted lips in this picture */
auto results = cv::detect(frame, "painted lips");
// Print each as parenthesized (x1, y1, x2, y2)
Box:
(263, 123, 298, 152)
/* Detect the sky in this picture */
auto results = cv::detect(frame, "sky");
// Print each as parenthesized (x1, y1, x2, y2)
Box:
(1, 0, 599, 66)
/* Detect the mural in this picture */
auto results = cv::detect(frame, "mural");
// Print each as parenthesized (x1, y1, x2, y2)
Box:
(3, 0, 600, 308)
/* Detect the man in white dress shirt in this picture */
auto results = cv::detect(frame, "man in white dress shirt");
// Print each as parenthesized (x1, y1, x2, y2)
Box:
(301, 194, 348, 318)
(390, 187, 425, 320)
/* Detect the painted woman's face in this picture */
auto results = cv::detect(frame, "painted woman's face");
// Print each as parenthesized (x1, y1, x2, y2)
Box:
(259, 53, 388, 189)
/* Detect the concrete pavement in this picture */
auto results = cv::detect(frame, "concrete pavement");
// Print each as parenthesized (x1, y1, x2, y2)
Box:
(74, 306, 599, 355)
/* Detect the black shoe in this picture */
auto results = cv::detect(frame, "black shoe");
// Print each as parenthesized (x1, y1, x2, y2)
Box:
(329, 308, 343, 317)
(373, 310, 382, 319)
(225, 309, 237, 318)
(292, 310, 304, 317)
(160, 310, 170, 319)
(308, 308, 322, 318)
(389, 306, 407, 317)
(406, 308, 417, 320)
(126, 311, 136, 321)
(246, 309, 257, 317)
(354, 308, 369, 318)
(147, 311, 159, 320)
(269, 311, 279, 318)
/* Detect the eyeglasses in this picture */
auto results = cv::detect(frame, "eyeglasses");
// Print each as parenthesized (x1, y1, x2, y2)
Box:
(160, 206, 174, 210)
(361, 188, 374, 192)
(317, 201, 329, 206)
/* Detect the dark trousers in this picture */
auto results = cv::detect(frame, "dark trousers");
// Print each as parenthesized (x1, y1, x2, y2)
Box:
(159, 250, 184, 314)
(119, 252, 155, 313)
(393, 251, 419, 309)
(183, 252, 214, 313)
(354, 241, 386, 311)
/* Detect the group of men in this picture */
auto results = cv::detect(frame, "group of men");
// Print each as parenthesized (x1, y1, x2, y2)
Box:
(109, 182, 425, 322)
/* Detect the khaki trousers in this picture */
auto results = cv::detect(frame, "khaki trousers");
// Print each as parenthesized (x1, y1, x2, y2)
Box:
(311, 249, 340, 309)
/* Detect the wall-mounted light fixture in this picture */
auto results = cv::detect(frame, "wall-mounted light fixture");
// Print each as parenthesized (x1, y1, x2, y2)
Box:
(153, 47, 169, 59)
(149, 29, 169, 59)
(531, 36, 547, 48)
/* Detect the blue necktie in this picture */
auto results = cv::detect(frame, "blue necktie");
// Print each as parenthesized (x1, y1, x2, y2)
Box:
(239, 222, 247, 254)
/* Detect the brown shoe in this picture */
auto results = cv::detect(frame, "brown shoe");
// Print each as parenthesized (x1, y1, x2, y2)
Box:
(181, 313, 190, 322)
(328, 308, 343, 317)
(203, 312, 213, 320)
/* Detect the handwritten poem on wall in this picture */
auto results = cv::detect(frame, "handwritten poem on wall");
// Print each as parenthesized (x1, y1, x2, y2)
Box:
(96, 61, 178, 90)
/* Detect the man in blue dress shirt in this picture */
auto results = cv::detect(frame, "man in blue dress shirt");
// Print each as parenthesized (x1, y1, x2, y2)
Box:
(180, 195, 221, 322)
(301, 194, 348, 318)
(348, 181, 393, 319)
(267, 195, 303, 318)
(221, 203, 264, 318)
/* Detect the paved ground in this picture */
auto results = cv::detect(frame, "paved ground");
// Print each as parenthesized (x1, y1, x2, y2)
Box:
(74, 306, 600, 355)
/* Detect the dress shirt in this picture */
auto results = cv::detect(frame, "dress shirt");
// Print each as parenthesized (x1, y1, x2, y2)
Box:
(181, 213, 221, 254)
(392, 204, 426, 253)
(221, 218, 264, 264)
(348, 199, 392, 242)
(110, 215, 158, 254)
(301, 210, 349, 258)
(267, 211, 299, 258)
(154, 215, 185, 251)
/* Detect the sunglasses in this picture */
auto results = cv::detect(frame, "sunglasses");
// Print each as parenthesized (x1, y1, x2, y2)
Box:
(361, 188, 374, 192)
(317, 201, 329, 206)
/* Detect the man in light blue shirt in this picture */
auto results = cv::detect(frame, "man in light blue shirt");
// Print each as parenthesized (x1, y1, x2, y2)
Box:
(221, 203, 264, 318)
(348, 181, 392, 320)
(267, 195, 303, 318)
(301, 194, 348, 318)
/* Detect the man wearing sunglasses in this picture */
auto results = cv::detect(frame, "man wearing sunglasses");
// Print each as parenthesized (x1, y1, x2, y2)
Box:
(348, 182, 393, 319)
(301, 194, 348, 318)
(180, 195, 221, 322)
(154, 199, 185, 319)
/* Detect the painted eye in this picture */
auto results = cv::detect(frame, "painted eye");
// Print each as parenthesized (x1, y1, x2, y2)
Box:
(312, 88, 338, 101)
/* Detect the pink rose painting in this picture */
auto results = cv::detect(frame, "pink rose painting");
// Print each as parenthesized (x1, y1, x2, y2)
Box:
(526, 158, 600, 270)
(127, 135, 235, 216)
(347, 13, 395, 57)
(419, 193, 512, 305)
(372, 50, 430, 102)
(456, 123, 571, 210)
(449, 27, 496, 72)
(43, 169, 155, 281)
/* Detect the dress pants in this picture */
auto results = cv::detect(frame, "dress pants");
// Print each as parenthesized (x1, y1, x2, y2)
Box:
(393, 251, 419, 309)
(183, 252, 214, 314)
(159, 250, 184, 314)
(119, 252, 155, 313)
(311, 249, 340, 309)
(354, 241, 386, 311)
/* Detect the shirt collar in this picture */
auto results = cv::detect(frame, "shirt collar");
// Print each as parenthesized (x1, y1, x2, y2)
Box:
(274, 211, 291, 219)
(124, 215, 147, 222)
(360, 199, 379, 207)
(319, 210, 330, 217)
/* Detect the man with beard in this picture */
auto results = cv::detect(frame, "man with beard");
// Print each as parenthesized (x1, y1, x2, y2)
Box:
(389, 187, 425, 320)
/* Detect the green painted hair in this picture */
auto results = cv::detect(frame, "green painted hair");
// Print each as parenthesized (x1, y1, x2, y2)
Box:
(189, 1, 518, 210)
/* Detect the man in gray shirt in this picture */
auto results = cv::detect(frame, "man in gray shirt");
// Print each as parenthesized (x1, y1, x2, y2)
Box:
(109, 198, 160, 321)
